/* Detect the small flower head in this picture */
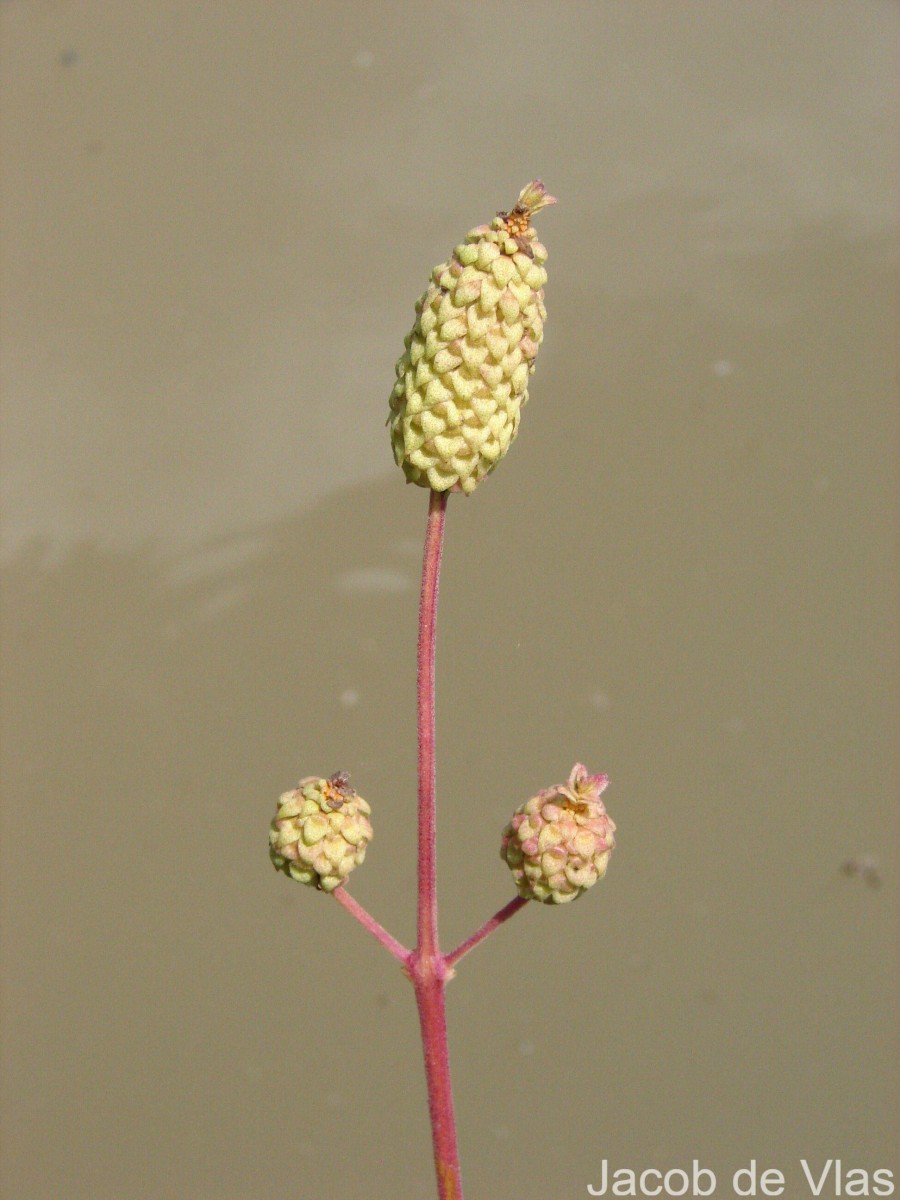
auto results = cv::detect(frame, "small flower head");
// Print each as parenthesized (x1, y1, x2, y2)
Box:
(269, 772, 372, 893)
(500, 764, 615, 904)
(388, 181, 556, 494)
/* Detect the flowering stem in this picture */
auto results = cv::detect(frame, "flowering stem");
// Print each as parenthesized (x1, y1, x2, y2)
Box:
(445, 896, 529, 968)
(409, 488, 463, 1200)
(416, 489, 447, 958)
(332, 886, 410, 963)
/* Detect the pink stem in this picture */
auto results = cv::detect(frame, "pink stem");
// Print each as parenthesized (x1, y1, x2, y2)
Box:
(416, 489, 447, 958)
(445, 896, 529, 968)
(413, 966, 461, 1200)
(332, 886, 411, 964)
(409, 489, 463, 1200)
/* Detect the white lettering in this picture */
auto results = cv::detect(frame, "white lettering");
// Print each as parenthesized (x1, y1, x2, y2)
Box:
(589, 1160, 721, 1197)
(760, 1168, 785, 1196)
(638, 1169, 661, 1197)
(801, 1160, 835, 1197)
(845, 1168, 870, 1197)
(734, 1161, 758, 1197)
(694, 1162, 717, 1197)
(612, 1168, 637, 1196)
(587, 1159, 609, 1196)
(873, 1169, 895, 1196)
(664, 1168, 689, 1196)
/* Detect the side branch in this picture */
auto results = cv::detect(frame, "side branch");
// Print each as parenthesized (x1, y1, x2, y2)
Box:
(445, 896, 529, 968)
(332, 886, 410, 963)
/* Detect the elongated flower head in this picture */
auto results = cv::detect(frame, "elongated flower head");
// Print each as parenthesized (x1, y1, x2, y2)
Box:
(389, 180, 556, 494)
(500, 764, 615, 904)
(269, 772, 372, 893)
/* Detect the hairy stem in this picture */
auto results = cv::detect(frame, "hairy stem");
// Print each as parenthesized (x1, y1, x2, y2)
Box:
(416, 489, 447, 957)
(445, 896, 529, 968)
(413, 964, 461, 1200)
(411, 489, 463, 1200)
(332, 886, 410, 963)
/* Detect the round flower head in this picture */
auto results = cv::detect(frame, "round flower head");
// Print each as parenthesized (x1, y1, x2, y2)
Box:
(388, 180, 556, 494)
(269, 772, 372, 893)
(500, 764, 616, 904)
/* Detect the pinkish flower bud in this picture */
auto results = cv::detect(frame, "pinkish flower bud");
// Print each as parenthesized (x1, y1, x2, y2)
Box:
(500, 764, 616, 904)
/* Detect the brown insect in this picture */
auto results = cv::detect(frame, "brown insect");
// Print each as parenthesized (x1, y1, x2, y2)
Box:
(322, 771, 355, 810)
(498, 204, 536, 258)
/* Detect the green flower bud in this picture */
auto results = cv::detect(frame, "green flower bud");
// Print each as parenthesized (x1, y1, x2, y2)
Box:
(389, 181, 556, 494)
(269, 772, 372, 893)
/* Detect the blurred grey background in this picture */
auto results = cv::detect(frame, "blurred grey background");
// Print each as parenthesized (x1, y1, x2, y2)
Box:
(2, 3, 897, 1197)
